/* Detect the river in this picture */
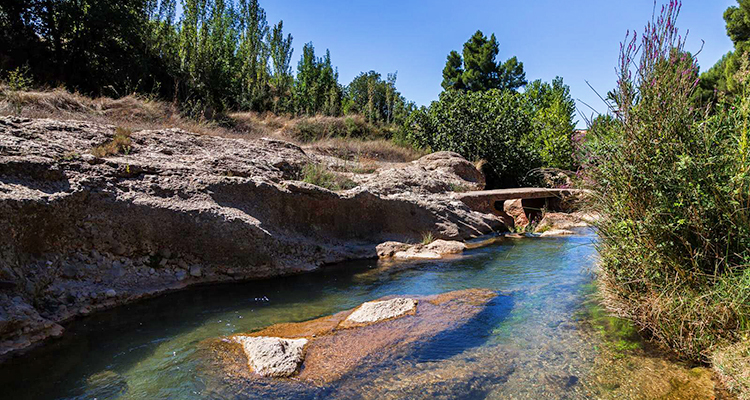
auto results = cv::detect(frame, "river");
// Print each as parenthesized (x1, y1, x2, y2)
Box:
(0, 230, 723, 399)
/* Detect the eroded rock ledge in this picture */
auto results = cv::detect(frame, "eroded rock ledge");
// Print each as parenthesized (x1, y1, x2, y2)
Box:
(0, 117, 505, 357)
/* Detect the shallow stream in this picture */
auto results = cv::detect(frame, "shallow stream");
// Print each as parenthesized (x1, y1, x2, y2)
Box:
(0, 231, 722, 399)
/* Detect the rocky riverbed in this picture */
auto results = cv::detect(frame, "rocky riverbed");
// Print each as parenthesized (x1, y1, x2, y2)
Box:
(0, 116, 509, 357)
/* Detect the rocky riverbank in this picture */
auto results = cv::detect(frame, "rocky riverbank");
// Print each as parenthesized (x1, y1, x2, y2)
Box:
(0, 116, 507, 358)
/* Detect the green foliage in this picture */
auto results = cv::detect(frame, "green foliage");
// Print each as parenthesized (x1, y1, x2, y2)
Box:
(300, 163, 356, 191)
(294, 44, 342, 116)
(402, 89, 538, 187)
(699, 0, 750, 103)
(400, 79, 578, 187)
(5, 66, 33, 91)
(523, 77, 578, 170)
(442, 51, 465, 91)
(583, 1, 750, 360)
(725, 0, 750, 44)
(2, 0, 407, 122)
(345, 71, 413, 125)
(441, 30, 527, 92)
(420, 231, 435, 245)
(269, 21, 294, 113)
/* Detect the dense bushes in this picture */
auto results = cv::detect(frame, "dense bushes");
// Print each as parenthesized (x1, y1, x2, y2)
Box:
(401, 90, 537, 187)
(400, 78, 577, 188)
(583, 0, 750, 360)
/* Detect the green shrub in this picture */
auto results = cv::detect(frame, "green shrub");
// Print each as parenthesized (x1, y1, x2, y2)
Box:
(5, 66, 33, 91)
(345, 116, 362, 137)
(420, 231, 435, 245)
(584, 0, 750, 361)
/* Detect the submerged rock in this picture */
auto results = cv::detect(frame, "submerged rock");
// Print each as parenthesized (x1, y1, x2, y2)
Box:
(200, 289, 497, 387)
(232, 336, 308, 378)
(85, 370, 128, 399)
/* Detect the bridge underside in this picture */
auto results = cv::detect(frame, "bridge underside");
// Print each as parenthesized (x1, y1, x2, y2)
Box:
(455, 188, 584, 229)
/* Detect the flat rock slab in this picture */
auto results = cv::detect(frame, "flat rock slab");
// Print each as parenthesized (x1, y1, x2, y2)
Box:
(539, 229, 576, 237)
(232, 336, 308, 377)
(200, 289, 497, 388)
(535, 212, 593, 233)
(342, 298, 417, 327)
(378, 239, 467, 261)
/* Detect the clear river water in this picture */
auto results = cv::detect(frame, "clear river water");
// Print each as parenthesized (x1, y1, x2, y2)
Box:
(0, 230, 721, 399)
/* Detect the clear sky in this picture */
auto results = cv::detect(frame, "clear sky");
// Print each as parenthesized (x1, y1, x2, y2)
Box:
(262, 0, 736, 127)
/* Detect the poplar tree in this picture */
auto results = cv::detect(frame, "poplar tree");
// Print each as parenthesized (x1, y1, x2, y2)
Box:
(269, 21, 294, 112)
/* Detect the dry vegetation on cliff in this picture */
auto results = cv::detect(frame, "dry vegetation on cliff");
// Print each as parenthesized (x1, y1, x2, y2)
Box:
(0, 85, 423, 164)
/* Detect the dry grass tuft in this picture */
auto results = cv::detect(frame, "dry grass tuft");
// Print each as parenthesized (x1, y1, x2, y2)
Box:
(92, 127, 132, 157)
(713, 341, 750, 399)
(308, 138, 424, 163)
(0, 85, 233, 137)
(300, 163, 357, 191)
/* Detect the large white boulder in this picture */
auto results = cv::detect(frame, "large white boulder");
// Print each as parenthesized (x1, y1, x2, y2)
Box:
(345, 298, 418, 325)
(232, 336, 308, 377)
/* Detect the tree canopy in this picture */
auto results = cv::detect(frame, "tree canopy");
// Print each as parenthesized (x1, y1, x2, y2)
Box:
(441, 30, 526, 92)
(0, 0, 411, 121)
(699, 0, 750, 101)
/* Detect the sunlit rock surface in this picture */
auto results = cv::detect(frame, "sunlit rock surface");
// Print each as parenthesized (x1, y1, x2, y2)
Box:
(199, 288, 497, 391)
(342, 298, 417, 326)
(377, 239, 467, 261)
(232, 336, 308, 378)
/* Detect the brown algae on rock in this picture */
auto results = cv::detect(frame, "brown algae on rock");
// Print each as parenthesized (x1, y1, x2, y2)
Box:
(201, 289, 497, 386)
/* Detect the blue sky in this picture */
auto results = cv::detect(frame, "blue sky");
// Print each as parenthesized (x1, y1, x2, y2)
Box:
(262, 0, 736, 127)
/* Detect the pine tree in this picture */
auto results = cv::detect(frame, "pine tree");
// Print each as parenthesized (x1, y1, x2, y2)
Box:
(441, 51, 464, 91)
(441, 30, 526, 92)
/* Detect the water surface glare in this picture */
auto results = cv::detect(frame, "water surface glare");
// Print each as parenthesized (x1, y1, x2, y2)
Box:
(1, 233, 607, 399)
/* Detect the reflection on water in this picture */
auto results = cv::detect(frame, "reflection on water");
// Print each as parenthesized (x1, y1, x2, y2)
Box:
(0, 231, 716, 399)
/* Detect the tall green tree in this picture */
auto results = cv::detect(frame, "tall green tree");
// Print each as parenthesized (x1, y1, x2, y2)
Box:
(0, 0, 403, 119)
(346, 70, 409, 124)
(294, 43, 341, 116)
(441, 30, 526, 92)
(269, 20, 294, 112)
(441, 51, 464, 91)
(236, 0, 270, 110)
